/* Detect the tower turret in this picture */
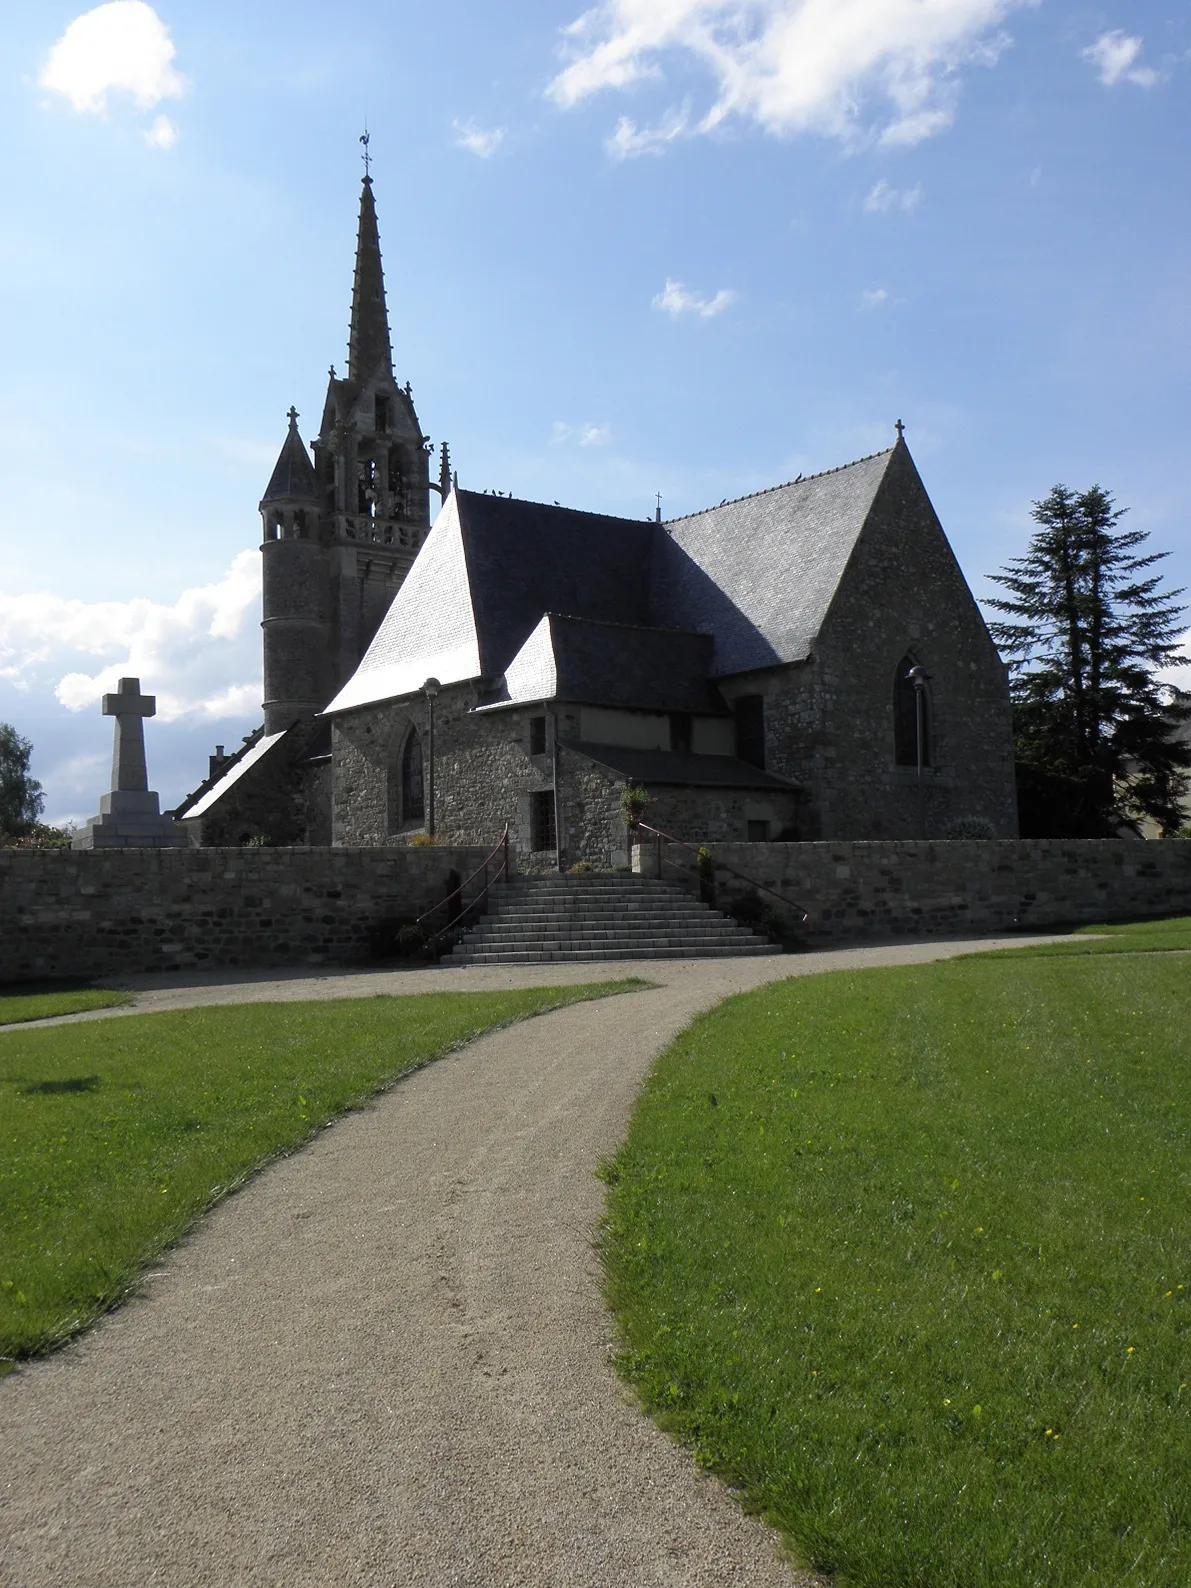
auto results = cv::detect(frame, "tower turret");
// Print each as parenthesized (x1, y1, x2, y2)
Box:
(260, 408, 331, 734)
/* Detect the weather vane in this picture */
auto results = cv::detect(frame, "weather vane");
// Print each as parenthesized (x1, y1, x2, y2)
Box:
(360, 125, 371, 178)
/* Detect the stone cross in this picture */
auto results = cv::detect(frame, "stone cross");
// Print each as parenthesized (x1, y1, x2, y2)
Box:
(103, 677, 156, 794)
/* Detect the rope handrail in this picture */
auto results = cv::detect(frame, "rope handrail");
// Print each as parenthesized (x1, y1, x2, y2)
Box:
(416, 825, 511, 943)
(634, 821, 809, 923)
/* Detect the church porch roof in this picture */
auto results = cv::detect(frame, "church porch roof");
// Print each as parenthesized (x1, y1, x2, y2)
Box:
(560, 741, 800, 790)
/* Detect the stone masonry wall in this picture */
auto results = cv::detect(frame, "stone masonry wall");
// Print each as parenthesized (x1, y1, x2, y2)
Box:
(0, 845, 492, 983)
(643, 838, 1191, 944)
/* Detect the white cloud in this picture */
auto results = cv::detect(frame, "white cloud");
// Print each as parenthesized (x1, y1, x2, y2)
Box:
(451, 118, 506, 157)
(551, 421, 613, 445)
(605, 104, 691, 157)
(860, 286, 889, 308)
(0, 553, 261, 724)
(865, 178, 922, 213)
(143, 112, 176, 149)
(40, 2, 184, 114)
(549, 0, 1033, 150)
(1082, 30, 1158, 89)
(652, 277, 737, 318)
(1160, 632, 1191, 695)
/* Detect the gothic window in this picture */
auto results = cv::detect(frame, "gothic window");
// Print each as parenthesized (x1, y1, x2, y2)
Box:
(734, 695, 765, 769)
(388, 451, 404, 498)
(293, 510, 306, 537)
(894, 655, 930, 766)
(374, 394, 390, 433)
(402, 729, 424, 822)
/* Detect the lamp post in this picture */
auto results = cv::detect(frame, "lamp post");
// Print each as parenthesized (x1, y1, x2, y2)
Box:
(422, 676, 440, 837)
(907, 665, 931, 839)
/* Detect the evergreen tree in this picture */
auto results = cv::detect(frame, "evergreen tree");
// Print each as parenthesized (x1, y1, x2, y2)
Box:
(0, 723, 46, 839)
(987, 485, 1190, 837)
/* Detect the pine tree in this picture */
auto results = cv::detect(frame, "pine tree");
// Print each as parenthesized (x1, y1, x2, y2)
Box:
(987, 485, 1190, 837)
(0, 723, 46, 839)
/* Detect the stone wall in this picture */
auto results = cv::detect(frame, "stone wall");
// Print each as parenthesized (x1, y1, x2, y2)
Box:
(0, 845, 492, 984)
(640, 837, 1191, 943)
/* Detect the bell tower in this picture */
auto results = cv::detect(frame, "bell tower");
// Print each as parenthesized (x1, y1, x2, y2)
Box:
(258, 155, 451, 733)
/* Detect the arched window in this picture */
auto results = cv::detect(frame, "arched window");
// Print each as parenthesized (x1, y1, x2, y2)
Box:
(894, 655, 930, 767)
(402, 729, 424, 822)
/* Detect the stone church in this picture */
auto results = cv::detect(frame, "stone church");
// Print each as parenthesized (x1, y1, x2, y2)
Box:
(175, 172, 1018, 861)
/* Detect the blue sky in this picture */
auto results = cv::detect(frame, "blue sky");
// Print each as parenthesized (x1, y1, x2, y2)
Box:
(1, 0, 1188, 824)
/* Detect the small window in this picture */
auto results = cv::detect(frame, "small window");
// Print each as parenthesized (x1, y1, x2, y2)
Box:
(402, 730, 424, 822)
(735, 695, 765, 769)
(670, 712, 692, 753)
(388, 452, 404, 495)
(529, 715, 547, 756)
(747, 819, 769, 841)
(293, 509, 306, 537)
(531, 789, 556, 852)
(894, 655, 930, 767)
(374, 394, 390, 433)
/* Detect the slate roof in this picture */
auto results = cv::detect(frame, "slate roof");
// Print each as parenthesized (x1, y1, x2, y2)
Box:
(650, 448, 895, 676)
(179, 730, 291, 820)
(488, 614, 727, 715)
(561, 741, 799, 790)
(261, 415, 318, 504)
(324, 447, 902, 714)
(324, 489, 655, 714)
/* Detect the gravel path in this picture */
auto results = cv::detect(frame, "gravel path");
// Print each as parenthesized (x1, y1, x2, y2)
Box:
(0, 937, 1058, 1586)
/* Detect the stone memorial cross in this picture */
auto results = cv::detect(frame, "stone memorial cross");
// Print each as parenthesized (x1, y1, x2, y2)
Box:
(72, 676, 188, 848)
(103, 677, 155, 794)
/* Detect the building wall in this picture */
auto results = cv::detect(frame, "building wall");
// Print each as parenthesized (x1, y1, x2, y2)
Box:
(644, 837, 1191, 944)
(0, 845, 491, 983)
(332, 697, 800, 866)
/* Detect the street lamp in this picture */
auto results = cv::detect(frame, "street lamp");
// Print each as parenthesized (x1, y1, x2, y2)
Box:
(907, 665, 931, 838)
(422, 676, 440, 837)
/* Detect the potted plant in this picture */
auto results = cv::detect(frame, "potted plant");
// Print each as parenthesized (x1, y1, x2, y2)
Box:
(620, 783, 650, 830)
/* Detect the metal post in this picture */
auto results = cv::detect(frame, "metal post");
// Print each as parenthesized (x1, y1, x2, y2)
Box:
(422, 676, 441, 839)
(908, 666, 931, 840)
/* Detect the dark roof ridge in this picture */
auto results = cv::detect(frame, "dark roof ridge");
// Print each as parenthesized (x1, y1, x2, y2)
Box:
(541, 610, 711, 638)
(456, 488, 654, 527)
(665, 446, 896, 527)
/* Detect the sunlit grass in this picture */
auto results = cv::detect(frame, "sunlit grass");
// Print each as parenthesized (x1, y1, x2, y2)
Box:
(0, 982, 133, 1025)
(982, 914, 1191, 959)
(601, 949, 1191, 1588)
(0, 981, 646, 1362)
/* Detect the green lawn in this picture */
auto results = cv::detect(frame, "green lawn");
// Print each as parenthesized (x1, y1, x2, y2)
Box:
(0, 982, 134, 1025)
(601, 940, 1191, 1588)
(0, 981, 644, 1363)
(981, 914, 1191, 959)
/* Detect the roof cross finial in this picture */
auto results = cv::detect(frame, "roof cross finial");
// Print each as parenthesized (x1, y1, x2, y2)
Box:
(654, 491, 662, 524)
(287, 406, 299, 428)
(895, 418, 906, 440)
(360, 125, 371, 179)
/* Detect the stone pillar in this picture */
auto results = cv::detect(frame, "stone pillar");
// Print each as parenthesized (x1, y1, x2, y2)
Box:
(73, 678, 190, 849)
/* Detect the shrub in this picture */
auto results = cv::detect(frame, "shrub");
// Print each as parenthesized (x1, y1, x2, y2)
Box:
(567, 860, 594, 874)
(620, 783, 650, 826)
(408, 832, 438, 847)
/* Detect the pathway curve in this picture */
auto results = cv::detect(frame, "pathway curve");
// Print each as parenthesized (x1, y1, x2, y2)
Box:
(1, 937, 1058, 1586)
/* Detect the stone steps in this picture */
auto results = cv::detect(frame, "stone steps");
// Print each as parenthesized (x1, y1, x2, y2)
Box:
(446, 874, 775, 965)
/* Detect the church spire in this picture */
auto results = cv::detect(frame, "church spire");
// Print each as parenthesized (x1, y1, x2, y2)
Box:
(347, 171, 393, 387)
